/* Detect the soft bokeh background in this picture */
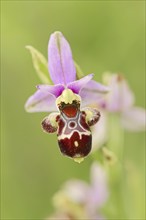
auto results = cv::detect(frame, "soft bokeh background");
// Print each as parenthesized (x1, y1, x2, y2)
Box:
(1, 1, 145, 219)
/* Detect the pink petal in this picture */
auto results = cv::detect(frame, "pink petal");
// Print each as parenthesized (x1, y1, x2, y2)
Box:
(67, 74, 94, 94)
(48, 32, 76, 85)
(100, 74, 135, 112)
(25, 89, 57, 112)
(91, 111, 107, 152)
(121, 107, 146, 131)
(88, 163, 109, 209)
(63, 180, 89, 204)
(37, 84, 64, 97)
(79, 80, 109, 107)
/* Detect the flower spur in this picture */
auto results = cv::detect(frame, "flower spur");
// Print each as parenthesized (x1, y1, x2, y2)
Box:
(25, 31, 109, 162)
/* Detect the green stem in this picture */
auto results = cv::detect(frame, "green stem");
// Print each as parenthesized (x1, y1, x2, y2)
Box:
(106, 113, 126, 218)
(108, 113, 124, 162)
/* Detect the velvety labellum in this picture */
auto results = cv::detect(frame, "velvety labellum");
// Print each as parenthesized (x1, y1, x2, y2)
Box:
(41, 93, 100, 160)
(57, 104, 92, 158)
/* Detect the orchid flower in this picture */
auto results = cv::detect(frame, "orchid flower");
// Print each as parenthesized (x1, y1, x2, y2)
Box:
(91, 73, 145, 153)
(47, 162, 109, 219)
(98, 73, 146, 132)
(25, 31, 109, 162)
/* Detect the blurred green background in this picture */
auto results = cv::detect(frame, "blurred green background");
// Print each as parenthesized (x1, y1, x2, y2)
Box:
(1, 1, 145, 219)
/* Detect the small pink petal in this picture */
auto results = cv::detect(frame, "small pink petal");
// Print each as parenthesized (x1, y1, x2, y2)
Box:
(67, 74, 93, 94)
(100, 74, 135, 112)
(91, 111, 107, 152)
(37, 84, 64, 97)
(88, 163, 109, 209)
(121, 107, 146, 131)
(63, 180, 89, 204)
(25, 90, 57, 112)
(80, 80, 109, 107)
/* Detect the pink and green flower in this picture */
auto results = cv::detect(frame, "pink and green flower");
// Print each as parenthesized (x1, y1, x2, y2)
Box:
(25, 31, 109, 162)
(47, 162, 109, 219)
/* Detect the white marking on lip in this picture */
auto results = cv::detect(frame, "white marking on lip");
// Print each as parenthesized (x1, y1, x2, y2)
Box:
(74, 141, 79, 147)
(68, 121, 77, 129)
(58, 130, 91, 140)
(57, 109, 91, 140)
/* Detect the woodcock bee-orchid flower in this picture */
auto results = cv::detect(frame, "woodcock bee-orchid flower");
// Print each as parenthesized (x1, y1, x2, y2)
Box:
(25, 31, 109, 162)
(48, 162, 109, 219)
